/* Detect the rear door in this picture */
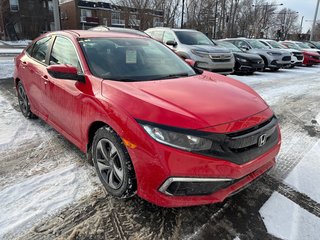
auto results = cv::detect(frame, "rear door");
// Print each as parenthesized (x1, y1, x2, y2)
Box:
(45, 36, 84, 144)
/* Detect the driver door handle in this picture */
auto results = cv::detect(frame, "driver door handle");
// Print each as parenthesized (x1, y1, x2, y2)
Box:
(42, 75, 48, 84)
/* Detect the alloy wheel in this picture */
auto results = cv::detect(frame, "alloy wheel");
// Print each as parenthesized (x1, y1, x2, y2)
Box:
(95, 139, 124, 189)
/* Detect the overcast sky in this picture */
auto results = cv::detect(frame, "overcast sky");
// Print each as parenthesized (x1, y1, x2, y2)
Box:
(279, 0, 319, 32)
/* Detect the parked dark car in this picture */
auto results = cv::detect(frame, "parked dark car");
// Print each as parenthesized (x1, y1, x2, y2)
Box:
(215, 40, 264, 74)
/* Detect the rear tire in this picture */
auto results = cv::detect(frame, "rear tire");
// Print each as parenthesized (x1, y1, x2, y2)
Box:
(17, 81, 36, 119)
(92, 126, 137, 198)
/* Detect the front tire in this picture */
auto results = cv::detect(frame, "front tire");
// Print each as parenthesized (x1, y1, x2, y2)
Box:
(92, 126, 137, 198)
(17, 81, 36, 118)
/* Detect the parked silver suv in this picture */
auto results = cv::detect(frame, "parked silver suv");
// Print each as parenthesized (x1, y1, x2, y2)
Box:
(145, 28, 234, 75)
(224, 38, 291, 71)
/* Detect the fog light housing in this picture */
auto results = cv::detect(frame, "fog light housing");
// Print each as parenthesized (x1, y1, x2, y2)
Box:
(159, 177, 234, 196)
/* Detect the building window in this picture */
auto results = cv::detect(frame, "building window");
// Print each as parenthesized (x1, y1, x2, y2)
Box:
(9, 0, 19, 12)
(81, 9, 92, 17)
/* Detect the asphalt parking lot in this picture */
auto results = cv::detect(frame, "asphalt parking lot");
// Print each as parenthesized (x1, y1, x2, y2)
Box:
(0, 62, 320, 239)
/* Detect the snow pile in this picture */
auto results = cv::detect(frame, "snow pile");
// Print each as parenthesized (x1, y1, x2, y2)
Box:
(1, 40, 31, 46)
(0, 59, 15, 79)
(0, 164, 99, 239)
(260, 192, 320, 240)
(0, 48, 23, 55)
(0, 94, 42, 150)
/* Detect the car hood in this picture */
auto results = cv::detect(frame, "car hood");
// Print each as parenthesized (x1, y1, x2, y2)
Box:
(249, 48, 287, 55)
(101, 72, 269, 130)
(284, 48, 302, 54)
(302, 48, 320, 54)
(233, 52, 263, 60)
(191, 45, 231, 54)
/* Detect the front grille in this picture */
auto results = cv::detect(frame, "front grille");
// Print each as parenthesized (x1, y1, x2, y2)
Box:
(296, 56, 303, 60)
(251, 59, 264, 64)
(312, 56, 320, 60)
(211, 59, 231, 62)
(196, 116, 279, 165)
(282, 56, 291, 61)
(209, 54, 232, 62)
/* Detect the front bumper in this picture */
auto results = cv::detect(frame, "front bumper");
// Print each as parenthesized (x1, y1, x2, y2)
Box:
(236, 62, 265, 73)
(267, 55, 291, 68)
(191, 54, 235, 75)
(304, 55, 320, 65)
(127, 113, 281, 207)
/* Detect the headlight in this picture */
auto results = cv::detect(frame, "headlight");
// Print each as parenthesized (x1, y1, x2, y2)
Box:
(191, 49, 210, 58)
(267, 52, 281, 56)
(236, 57, 248, 62)
(140, 123, 212, 151)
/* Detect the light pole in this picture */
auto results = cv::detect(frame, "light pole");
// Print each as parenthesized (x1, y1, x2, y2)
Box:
(251, 3, 284, 38)
(52, 0, 61, 30)
(300, 16, 304, 34)
(310, 0, 320, 41)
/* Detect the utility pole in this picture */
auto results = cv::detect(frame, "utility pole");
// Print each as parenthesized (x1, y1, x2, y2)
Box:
(181, 0, 185, 28)
(300, 16, 304, 34)
(213, 1, 218, 39)
(52, 0, 61, 30)
(310, 0, 320, 41)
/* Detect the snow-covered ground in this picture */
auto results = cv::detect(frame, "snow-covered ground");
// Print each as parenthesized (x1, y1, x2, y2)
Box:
(1, 56, 320, 239)
(0, 48, 24, 55)
(0, 59, 14, 79)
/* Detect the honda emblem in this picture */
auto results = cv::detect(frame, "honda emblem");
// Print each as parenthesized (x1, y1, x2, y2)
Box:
(258, 134, 267, 147)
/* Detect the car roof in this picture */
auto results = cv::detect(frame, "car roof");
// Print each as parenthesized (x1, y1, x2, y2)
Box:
(46, 30, 147, 39)
(147, 27, 200, 32)
(88, 26, 150, 37)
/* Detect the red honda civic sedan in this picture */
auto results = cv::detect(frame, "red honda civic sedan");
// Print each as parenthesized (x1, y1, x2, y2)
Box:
(14, 30, 281, 207)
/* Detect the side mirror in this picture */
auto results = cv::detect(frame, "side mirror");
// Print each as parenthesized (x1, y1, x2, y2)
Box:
(166, 40, 177, 47)
(241, 46, 249, 51)
(184, 58, 196, 67)
(47, 65, 85, 83)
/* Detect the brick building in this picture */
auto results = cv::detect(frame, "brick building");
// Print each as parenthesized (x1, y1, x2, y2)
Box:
(0, 0, 54, 40)
(59, 0, 164, 31)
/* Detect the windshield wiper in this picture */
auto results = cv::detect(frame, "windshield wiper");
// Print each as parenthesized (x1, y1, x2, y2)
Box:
(151, 73, 191, 80)
(103, 77, 139, 82)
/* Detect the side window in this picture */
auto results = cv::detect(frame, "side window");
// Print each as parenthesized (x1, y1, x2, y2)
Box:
(238, 40, 250, 49)
(31, 37, 51, 63)
(163, 31, 175, 44)
(50, 36, 81, 71)
(150, 30, 164, 42)
(260, 41, 269, 47)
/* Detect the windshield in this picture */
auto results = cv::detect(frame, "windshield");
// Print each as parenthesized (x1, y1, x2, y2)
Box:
(266, 40, 285, 49)
(79, 38, 196, 81)
(311, 41, 320, 48)
(296, 42, 310, 49)
(175, 31, 214, 46)
(284, 42, 301, 50)
(247, 39, 269, 49)
(217, 41, 242, 52)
